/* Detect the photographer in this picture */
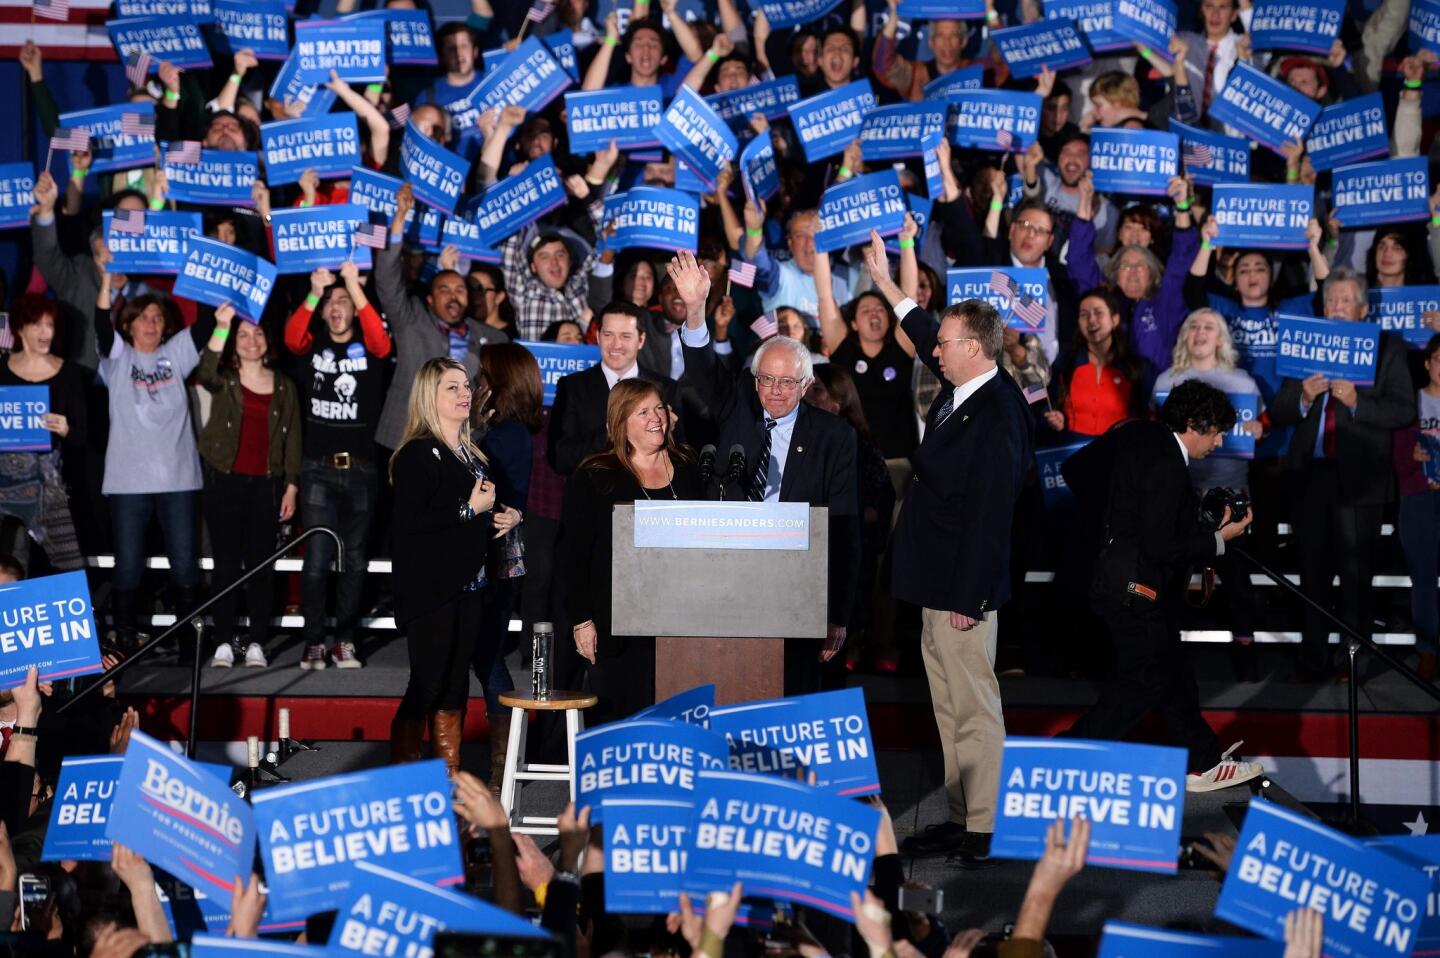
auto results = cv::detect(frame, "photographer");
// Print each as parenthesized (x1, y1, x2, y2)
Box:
(1061, 381, 1264, 793)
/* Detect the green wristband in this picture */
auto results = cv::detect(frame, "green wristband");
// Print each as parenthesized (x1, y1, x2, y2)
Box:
(1406, 78, 1424, 90)
(299, 199, 314, 208)
(745, 227, 763, 237)
(148, 197, 165, 211)
(70, 168, 87, 182)
(1175, 199, 1191, 212)
(164, 89, 180, 102)
(212, 326, 230, 340)
(898, 239, 915, 249)
(1286, 170, 1300, 183)
(989, 200, 1004, 211)
(985, 9, 999, 23)
(228, 73, 241, 85)
(1431, 215, 1440, 227)
(706, 49, 720, 63)
(838, 165, 852, 178)
(366, 83, 384, 95)
(304, 292, 321, 308)
(1136, 45, 1151, 60)
(1201, 240, 1214, 251)
(604, 35, 618, 47)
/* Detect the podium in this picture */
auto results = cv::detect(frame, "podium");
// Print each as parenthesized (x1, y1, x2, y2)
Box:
(611, 502, 828, 704)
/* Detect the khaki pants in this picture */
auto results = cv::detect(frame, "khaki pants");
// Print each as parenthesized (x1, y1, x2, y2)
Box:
(920, 607, 1004, 831)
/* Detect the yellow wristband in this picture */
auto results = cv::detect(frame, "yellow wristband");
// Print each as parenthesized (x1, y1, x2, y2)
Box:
(534, 881, 548, 909)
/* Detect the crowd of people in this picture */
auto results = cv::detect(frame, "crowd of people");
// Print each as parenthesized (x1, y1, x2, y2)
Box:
(2, 0, 1439, 950)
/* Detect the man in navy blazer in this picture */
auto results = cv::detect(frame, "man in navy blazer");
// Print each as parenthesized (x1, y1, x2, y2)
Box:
(864, 231, 1033, 865)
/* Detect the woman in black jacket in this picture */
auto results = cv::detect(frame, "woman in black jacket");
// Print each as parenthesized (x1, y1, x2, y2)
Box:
(389, 358, 521, 774)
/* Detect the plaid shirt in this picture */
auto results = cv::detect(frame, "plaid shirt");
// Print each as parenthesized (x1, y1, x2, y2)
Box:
(501, 196, 605, 341)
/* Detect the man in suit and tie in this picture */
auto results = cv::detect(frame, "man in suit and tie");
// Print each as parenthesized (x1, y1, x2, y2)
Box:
(862, 231, 1032, 866)
(547, 301, 685, 476)
(669, 252, 861, 692)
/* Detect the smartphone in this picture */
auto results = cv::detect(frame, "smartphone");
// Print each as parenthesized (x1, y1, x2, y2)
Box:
(433, 932, 564, 958)
(898, 886, 943, 915)
(17, 875, 47, 933)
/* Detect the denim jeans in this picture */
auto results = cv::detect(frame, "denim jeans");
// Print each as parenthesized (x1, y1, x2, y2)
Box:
(1400, 491, 1440, 654)
(108, 491, 200, 592)
(300, 460, 376, 647)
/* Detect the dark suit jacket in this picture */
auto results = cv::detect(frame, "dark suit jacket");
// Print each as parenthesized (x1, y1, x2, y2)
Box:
(682, 339, 862, 626)
(546, 363, 684, 476)
(890, 306, 1033, 617)
(1270, 331, 1414, 506)
(390, 438, 492, 626)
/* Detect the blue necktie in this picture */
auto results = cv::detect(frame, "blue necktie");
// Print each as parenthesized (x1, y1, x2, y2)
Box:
(750, 418, 777, 501)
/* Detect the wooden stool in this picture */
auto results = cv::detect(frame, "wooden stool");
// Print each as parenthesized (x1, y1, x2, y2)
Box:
(496, 690, 597, 836)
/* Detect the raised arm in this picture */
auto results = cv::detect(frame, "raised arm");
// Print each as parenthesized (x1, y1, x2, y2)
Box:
(326, 70, 392, 167)
(865, 230, 941, 380)
(582, 11, 620, 90)
(660, 0, 705, 64)
(814, 249, 847, 355)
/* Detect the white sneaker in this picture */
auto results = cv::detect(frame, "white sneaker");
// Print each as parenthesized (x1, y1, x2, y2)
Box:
(243, 643, 268, 668)
(208, 643, 234, 668)
(1187, 741, 1265, 793)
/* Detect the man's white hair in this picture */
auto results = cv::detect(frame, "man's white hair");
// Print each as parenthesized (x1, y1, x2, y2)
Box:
(753, 335, 813, 383)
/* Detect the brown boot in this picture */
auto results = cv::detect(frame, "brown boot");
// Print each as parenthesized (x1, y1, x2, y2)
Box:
(430, 709, 463, 775)
(389, 715, 425, 765)
(488, 708, 512, 796)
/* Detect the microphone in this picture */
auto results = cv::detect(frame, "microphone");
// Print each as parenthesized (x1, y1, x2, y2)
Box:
(721, 443, 748, 499)
(698, 444, 717, 485)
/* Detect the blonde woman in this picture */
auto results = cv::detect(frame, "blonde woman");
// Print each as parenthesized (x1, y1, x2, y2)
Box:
(388, 358, 521, 773)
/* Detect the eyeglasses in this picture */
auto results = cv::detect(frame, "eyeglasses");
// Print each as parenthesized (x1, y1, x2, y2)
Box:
(1012, 220, 1053, 237)
(1116, 263, 1149, 273)
(756, 373, 806, 391)
(936, 336, 976, 350)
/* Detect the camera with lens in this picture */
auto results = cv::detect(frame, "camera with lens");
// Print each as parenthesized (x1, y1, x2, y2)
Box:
(1199, 486, 1250, 529)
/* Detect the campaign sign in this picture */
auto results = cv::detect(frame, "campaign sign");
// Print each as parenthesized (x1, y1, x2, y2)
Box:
(0, 571, 101, 688)
(634, 684, 715, 725)
(603, 798, 694, 914)
(349, 167, 444, 249)
(0, 386, 50, 453)
(473, 155, 567, 247)
(1217, 799, 1427, 956)
(1211, 184, 1313, 250)
(706, 77, 802, 130)
(104, 210, 201, 276)
(787, 80, 878, 163)
(815, 171, 907, 253)
(58, 104, 155, 174)
(0, 164, 35, 232)
(192, 936, 316, 957)
(860, 103, 945, 162)
(115, 0, 210, 16)
(1036, 442, 1087, 509)
(329, 860, 544, 956)
(469, 36, 572, 116)
(543, 30, 579, 80)
(1415, 0, 1440, 55)
(707, 688, 879, 796)
(519, 341, 601, 406)
(740, 134, 780, 205)
(1207, 61, 1321, 154)
(750, 0, 844, 29)
(991, 18, 1092, 78)
(251, 759, 462, 921)
(293, 19, 387, 84)
(945, 89, 1042, 153)
(923, 66, 985, 101)
(163, 149, 260, 207)
(1368, 837, 1440, 956)
(886, 192, 933, 255)
(946, 267, 1049, 331)
(1046, 0, 1129, 52)
(106, 730, 254, 896)
(155, 868, 235, 940)
(1275, 315, 1379, 385)
(270, 204, 373, 274)
(1097, 921, 1284, 957)
(400, 121, 469, 214)
(573, 718, 728, 824)
(346, 8, 438, 66)
(1089, 128, 1178, 196)
(211, 0, 289, 59)
(439, 217, 501, 264)
(656, 86, 738, 192)
(261, 113, 362, 186)
(898, 0, 982, 16)
(1368, 285, 1440, 347)
(1250, 0, 1345, 53)
(268, 50, 338, 119)
(42, 756, 123, 862)
(605, 187, 701, 252)
(1156, 389, 1259, 459)
(1304, 93, 1389, 173)
(1171, 121, 1249, 186)
(173, 236, 277, 325)
(683, 770, 880, 919)
(1332, 157, 1431, 229)
(992, 738, 1186, 874)
(566, 88, 664, 154)
(1112, 0, 1176, 58)
(107, 16, 212, 70)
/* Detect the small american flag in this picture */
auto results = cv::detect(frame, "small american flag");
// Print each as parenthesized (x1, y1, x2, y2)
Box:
(525, 0, 555, 22)
(995, 128, 1014, 149)
(49, 127, 90, 152)
(387, 103, 411, 129)
(1182, 142, 1213, 167)
(353, 222, 387, 250)
(989, 271, 1017, 300)
(1012, 294, 1047, 329)
(120, 111, 155, 138)
(727, 261, 757, 288)
(33, 0, 68, 21)
(1023, 383, 1049, 405)
(165, 140, 201, 165)
(0, 315, 13, 352)
(110, 208, 147, 235)
(124, 51, 153, 89)
(750, 311, 779, 340)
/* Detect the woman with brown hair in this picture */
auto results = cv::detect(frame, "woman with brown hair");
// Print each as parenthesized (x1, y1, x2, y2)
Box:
(556, 379, 703, 722)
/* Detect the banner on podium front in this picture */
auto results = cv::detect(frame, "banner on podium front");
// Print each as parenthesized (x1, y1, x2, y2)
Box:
(634, 501, 810, 550)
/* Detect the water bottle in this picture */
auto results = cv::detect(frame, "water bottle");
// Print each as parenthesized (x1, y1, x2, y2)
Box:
(531, 622, 554, 700)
